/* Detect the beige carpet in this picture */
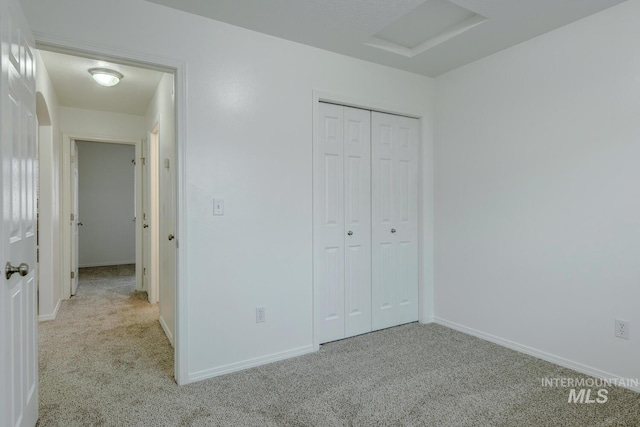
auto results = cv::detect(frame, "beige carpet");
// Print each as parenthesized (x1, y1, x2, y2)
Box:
(38, 265, 640, 426)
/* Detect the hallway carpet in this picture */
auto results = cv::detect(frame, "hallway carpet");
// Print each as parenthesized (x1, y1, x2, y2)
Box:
(38, 266, 640, 426)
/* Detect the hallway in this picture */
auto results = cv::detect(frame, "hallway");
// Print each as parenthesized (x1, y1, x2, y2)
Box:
(38, 265, 174, 425)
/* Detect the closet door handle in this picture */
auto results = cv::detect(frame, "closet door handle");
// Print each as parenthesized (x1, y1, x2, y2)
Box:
(347, 230, 353, 236)
(390, 228, 396, 234)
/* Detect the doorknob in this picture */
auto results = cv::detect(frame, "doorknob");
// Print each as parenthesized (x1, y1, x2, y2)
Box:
(168, 234, 175, 241)
(6, 262, 29, 280)
(347, 230, 353, 236)
(143, 224, 149, 228)
(391, 228, 396, 234)
(78, 222, 84, 226)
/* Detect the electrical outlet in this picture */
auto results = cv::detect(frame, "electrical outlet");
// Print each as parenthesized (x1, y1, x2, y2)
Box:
(615, 319, 630, 340)
(256, 306, 266, 323)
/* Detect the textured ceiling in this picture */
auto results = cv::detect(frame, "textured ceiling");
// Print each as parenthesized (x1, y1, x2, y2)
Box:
(144, 0, 626, 77)
(38, 50, 165, 116)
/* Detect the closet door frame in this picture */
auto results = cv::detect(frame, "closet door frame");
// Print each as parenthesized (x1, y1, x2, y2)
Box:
(312, 91, 426, 350)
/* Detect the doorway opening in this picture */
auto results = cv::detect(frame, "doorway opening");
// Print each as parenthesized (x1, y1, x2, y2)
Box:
(35, 46, 180, 377)
(72, 140, 137, 291)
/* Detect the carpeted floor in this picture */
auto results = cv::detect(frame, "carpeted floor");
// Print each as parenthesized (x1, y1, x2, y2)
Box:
(38, 265, 640, 426)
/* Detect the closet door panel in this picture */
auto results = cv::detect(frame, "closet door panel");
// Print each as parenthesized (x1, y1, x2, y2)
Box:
(396, 116, 420, 325)
(343, 107, 371, 338)
(371, 112, 419, 330)
(371, 112, 397, 330)
(315, 103, 345, 343)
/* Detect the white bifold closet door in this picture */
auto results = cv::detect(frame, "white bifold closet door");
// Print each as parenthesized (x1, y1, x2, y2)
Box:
(371, 112, 420, 331)
(315, 103, 419, 344)
(315, 103, 372, 344)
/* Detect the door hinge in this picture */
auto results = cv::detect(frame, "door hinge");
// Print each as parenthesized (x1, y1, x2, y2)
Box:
(141, 157, 146, 166)
(71, 271, 75, 279)
(143, 267, 146, 276)
(70, 213, 74, 221)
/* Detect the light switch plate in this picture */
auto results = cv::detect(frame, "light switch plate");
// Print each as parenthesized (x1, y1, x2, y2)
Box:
(213, 199, 224, 216)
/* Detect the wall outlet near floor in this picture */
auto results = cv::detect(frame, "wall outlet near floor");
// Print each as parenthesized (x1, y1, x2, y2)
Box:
(256, 306, 266, 323)
(615, 319, 629, 339)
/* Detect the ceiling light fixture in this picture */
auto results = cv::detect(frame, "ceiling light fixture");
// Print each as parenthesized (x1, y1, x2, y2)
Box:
(88, 68, 123, 87)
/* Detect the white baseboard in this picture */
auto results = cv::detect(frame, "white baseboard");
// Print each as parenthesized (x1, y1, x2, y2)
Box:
(38, 298, 61, 322)
(79, 261, 135, 268)
(188, 345, 315, 384)
(434, 317, 640, 393)
(159, 315, 174, 347)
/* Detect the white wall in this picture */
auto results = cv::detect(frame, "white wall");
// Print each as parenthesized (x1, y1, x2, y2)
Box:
(77, 141, 136, 267)
(60, 107, 145, 140)
(434, 0, 640, 386)
(144, 72, 175, 342)
(36, 52, 62, 321)
(21, 0, 434, 383)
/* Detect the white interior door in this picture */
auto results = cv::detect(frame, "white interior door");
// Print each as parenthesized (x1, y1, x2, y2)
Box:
(158, 125, 176, 344)
(314, 103, 371, 343)
(141, 137, 153, 301)
(1, 0, 39, 424)
(70, 142, 79, 296)
(371, 112, 419, 331)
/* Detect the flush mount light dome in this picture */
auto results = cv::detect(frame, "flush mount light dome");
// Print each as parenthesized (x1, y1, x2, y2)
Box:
(88, 68, 123, 87)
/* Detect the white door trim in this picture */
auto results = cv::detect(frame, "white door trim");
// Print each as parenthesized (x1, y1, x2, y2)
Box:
(36, 33, 189, 385)
(312, 90, 425, 351)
